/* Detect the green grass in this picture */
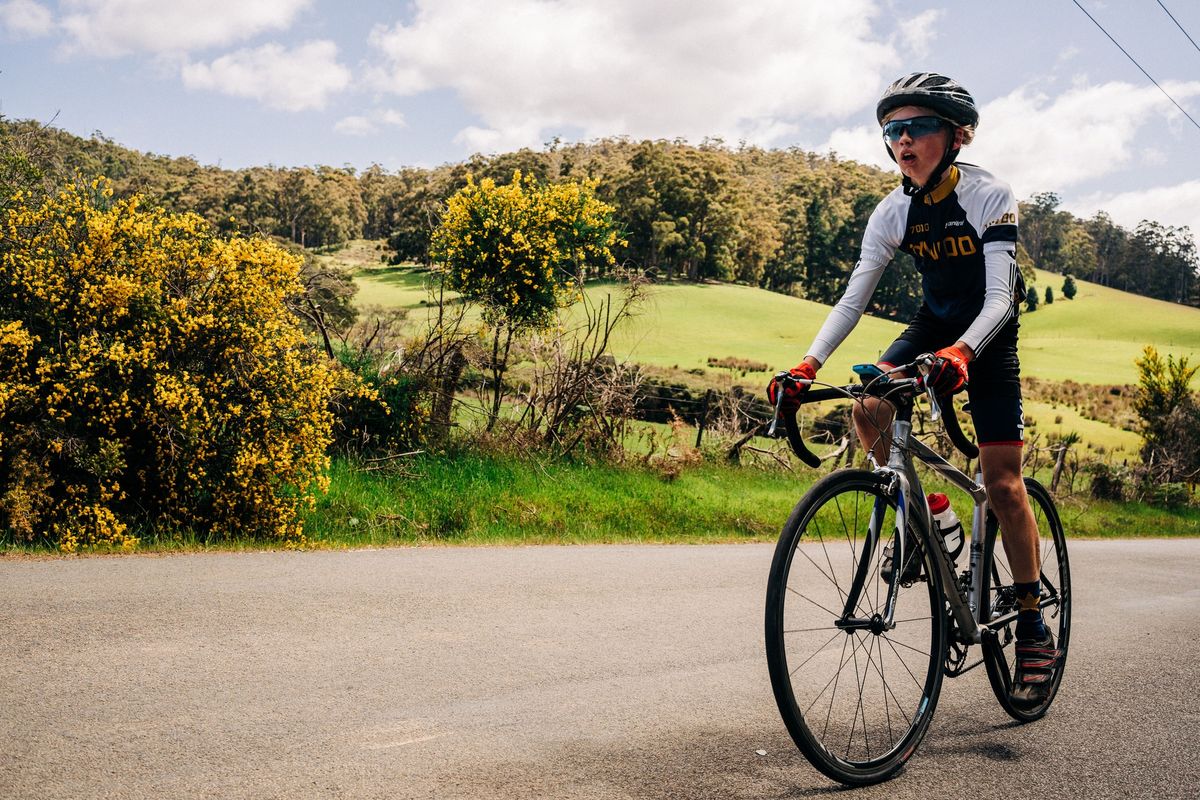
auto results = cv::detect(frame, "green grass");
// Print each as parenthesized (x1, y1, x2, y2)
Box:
(298, 454, 1199, 546)
(1022, 399, 1140, 456)
(5, 453, 1194, 557)
(301, 454, 806, 546)
(344, 249, 1199, 457)
(1020, 268, 1200, 385)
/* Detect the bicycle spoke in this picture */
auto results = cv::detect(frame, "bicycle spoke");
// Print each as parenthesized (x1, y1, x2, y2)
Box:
(811, 518, 850, 604)
(821, 635, 850, 741)
(865, 634, 910, 732)
(788, 630, 844, 678)
(885, 636, 933, 659)
(786, 585, 842, 618)
(833, 495, 859, 576)
(872, 635, 895, 746)
(881, 634, 924, 691)
(851, 637, 871, 759)
(796, 541, 846, 605)
(805, 632, 872, 717)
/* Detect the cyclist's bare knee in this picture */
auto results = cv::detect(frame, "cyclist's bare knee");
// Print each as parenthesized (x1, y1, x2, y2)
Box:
(853, 396, 895, 461)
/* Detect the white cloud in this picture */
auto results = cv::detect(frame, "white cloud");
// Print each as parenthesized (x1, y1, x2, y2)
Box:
(818, 124, 897, 172)
(367, 0, 897, 153)
(60, 0, 310, 57)
(0, 0, 52, 36)
(334, 108, 407, 137)
(182, 40, 350, 112)
(896, 10, 942, 60)
(969, 80, 1200, 199)
(334, 116, 377, 136)
(1068, 180, 1200, 248)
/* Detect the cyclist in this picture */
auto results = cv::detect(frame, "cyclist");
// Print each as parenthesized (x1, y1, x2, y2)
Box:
(768, 72, 1058, 710)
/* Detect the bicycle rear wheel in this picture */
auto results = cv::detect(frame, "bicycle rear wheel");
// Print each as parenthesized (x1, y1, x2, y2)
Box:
(980, 477, 1071, 722)
(765, 470, 947, 785)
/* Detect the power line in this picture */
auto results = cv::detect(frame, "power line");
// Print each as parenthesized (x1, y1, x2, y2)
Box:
(1070, 0, 1200, 133)
(1156, 0, 1200, 58)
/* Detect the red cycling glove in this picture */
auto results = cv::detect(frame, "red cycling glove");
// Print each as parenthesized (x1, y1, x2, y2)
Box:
(767, 362, 817, 410)
(926, 345, 970, 395)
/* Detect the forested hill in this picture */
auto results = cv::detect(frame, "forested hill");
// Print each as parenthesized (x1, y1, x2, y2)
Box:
(3, 117, 1196, 315)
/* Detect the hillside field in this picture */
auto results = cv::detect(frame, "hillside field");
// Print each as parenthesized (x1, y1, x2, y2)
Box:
(341, 242, 1200, 388)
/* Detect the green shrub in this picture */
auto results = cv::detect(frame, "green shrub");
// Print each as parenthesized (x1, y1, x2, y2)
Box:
(331, 347, 428, 456)
(1143, 482, 1192, 509)
(1086, 461, 1129, 501)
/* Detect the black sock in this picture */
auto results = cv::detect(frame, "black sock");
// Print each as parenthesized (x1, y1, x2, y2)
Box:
(1013, 580, 1048, 640)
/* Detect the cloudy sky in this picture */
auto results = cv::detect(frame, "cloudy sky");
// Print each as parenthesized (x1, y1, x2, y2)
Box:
(2, 0, 1199, 239)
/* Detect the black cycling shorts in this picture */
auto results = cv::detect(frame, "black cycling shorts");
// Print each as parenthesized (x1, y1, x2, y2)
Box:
(878, 305, 1024, 447)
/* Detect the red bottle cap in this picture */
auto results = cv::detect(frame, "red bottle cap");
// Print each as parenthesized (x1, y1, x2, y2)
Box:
(926, 492, 950, 514)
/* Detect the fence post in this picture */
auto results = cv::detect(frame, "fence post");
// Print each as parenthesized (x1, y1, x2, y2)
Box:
(1050, 443, 1069, 494)
(695, 389, 713, 448)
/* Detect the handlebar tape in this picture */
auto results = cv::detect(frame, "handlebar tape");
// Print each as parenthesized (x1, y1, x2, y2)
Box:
(937, 392, 979, 459)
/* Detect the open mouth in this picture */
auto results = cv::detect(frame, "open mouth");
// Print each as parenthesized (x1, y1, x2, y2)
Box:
(900, 152, 917, 164)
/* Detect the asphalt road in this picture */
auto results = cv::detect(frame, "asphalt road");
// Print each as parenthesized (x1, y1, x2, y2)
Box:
(2, 540, 1198, 799)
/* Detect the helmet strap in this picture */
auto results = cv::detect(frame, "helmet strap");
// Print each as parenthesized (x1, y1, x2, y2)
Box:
(902, 138, 961, 199)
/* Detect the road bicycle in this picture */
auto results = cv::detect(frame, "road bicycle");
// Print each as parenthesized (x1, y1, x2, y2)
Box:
(763, 357, 1071, 785)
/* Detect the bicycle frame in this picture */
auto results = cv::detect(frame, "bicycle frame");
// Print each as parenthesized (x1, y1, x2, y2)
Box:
(827, 411, 991, 643)
(877, 416, 990, 644)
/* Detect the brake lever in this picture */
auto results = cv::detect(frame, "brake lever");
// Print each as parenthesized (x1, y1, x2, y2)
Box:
(767, 370, 789, 437)
(915, 355, 942, 422)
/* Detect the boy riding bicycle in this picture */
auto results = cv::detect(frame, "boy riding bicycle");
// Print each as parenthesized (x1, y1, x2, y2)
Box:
(768, 72, 1059, 710)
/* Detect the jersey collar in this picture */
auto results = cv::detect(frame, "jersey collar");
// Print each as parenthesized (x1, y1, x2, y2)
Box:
(921, 165, 960, 205)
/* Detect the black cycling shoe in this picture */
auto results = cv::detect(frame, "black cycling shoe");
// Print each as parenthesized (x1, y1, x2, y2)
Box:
(1009, 631, 1061, 710)
(880, 533, 922, 584)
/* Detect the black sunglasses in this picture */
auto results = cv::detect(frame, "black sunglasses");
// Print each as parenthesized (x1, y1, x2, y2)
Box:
(882, 116, 948, 142)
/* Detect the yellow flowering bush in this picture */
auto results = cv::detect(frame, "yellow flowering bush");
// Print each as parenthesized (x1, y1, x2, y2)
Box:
(429, 172, 622, 430)
(0, 181, 337, 550)
(430, 171, 621, 328)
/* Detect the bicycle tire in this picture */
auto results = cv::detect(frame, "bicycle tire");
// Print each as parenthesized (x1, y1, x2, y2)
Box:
(765, 470, 948, 785)
(980, 477, 1071, 722)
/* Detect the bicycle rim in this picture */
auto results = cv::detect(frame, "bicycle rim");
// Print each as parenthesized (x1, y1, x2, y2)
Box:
(981, 477, 1071, 721)
(765, 470, 947, 785)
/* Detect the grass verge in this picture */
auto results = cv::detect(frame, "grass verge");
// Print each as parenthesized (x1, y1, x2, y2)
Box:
(4, 454, 1197, 557)
(306, 454, 1198, 546)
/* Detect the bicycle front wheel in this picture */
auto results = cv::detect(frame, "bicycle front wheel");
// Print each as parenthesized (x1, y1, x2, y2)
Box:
(980, 477, 1071, 722)
(765, 470, 948, 785)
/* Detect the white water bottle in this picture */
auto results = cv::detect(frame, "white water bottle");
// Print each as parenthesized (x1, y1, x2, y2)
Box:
(927, 493, 963, 560)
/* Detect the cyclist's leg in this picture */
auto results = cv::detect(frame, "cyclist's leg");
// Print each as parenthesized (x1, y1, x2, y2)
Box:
(852, 397, 894, 464)
(978, 446, 1038, 582)
(858, 306, 945, 463)
(967, 318, 1037, 583)
(968, 320, 1060, 707)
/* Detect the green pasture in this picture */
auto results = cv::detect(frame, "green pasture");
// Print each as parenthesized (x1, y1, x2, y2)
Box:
(344, 246, 1200, 389)
(1021, 399, 1139, 456)
(1019, 268, 1200, 385)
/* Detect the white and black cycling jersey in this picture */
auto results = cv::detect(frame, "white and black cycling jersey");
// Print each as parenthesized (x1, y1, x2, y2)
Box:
(806, 163, 1023, 365)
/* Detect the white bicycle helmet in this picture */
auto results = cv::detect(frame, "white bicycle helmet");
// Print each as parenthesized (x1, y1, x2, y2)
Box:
(876, 72, 979, 128)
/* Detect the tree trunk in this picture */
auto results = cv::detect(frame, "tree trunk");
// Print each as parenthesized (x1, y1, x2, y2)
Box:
(432, 345, 466, 444)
